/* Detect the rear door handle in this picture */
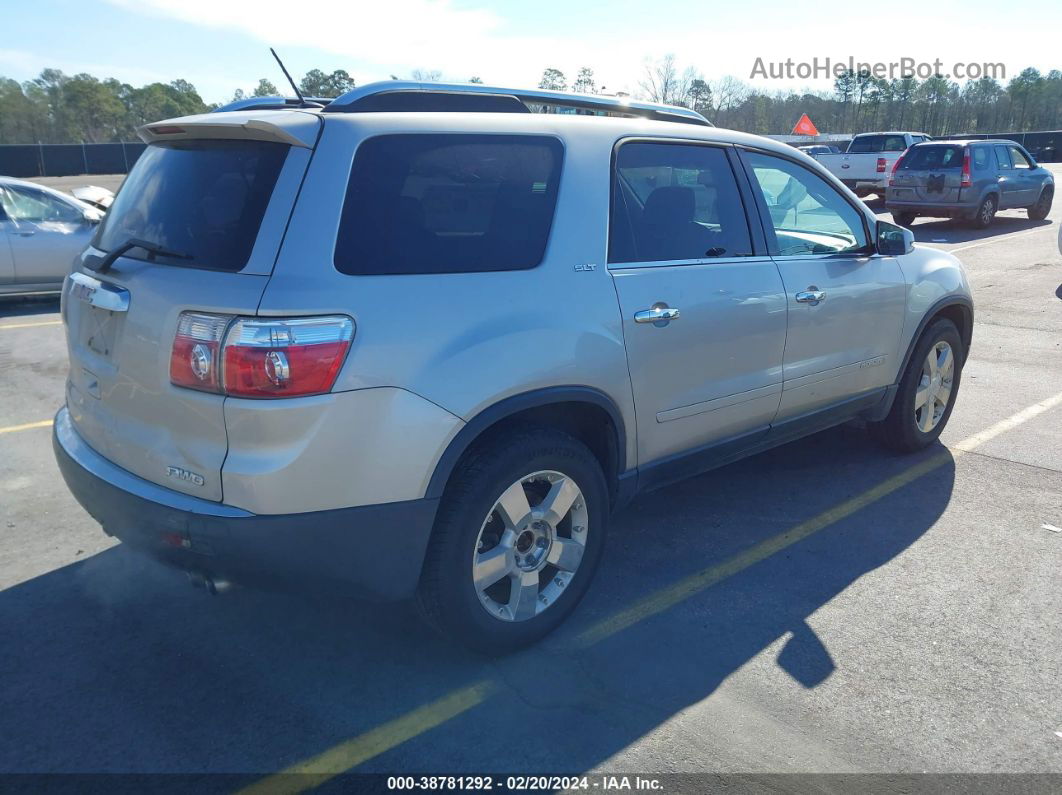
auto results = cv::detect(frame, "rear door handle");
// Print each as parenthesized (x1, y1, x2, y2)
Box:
(634, 304, 680, 325)
(795, 289, 826, 304)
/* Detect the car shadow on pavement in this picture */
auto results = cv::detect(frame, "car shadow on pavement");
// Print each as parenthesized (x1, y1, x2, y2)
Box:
(907, 217, 1051, 246)
(0, 296, 60, 319)
(0, 425, 955, 776)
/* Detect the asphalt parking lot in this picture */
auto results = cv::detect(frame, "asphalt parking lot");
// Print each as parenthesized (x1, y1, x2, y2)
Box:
(1, 169, 1061, 786)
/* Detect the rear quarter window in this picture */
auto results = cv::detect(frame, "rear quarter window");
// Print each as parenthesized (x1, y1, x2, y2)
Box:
(95, 139, 288, 272)
(333, 134, 563, 276)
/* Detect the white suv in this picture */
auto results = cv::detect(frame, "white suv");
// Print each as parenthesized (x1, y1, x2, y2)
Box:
(54, 82, 973, 652)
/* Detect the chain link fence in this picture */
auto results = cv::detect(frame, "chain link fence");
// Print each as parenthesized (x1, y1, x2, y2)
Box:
(0, 142, 148, 178)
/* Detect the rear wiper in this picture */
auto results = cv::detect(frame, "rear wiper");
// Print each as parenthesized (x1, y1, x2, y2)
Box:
(88, 238, 192, 274)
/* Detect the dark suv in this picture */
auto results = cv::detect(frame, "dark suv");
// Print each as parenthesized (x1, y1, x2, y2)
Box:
(886, 140, 1054, 228)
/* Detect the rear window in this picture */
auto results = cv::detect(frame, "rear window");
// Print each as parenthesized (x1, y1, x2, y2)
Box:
(334, 134, 563, 276)
(900, 145, 965, 170)
(848, 135, 908, 153)
(95, 139, 288, 271)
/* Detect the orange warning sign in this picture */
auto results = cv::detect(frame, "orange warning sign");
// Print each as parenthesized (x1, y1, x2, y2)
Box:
(792, 114, 819, 136)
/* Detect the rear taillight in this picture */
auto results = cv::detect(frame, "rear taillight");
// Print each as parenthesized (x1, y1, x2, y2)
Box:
(961, 149, 972, 188)
(170, 312, 354, 399)
(171, 312, 230, 393)
(888, 152, 906, 186)
(876, 157, 888, 173)
(223, 316, 354, 398)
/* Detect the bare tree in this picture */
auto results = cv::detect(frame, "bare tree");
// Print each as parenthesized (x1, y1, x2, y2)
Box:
(411, 69, 442, 82)
(711, 75, 748, 126)
(640, 55, 679, 104)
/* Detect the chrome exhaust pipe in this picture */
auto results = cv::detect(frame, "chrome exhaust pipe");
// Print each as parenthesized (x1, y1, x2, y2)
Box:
(186, 571, 232, 595)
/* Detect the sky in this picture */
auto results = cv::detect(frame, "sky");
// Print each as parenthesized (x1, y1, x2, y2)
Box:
(2, 0, 1060, 104)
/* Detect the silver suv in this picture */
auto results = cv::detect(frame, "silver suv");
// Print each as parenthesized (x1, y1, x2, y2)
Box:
(54, 82, 973, 653)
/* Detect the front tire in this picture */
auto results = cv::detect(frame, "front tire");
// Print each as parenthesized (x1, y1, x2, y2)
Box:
(1028, 187, 1053, 221)
(869, 318, 963, 453)
(416, 425, 608, 654)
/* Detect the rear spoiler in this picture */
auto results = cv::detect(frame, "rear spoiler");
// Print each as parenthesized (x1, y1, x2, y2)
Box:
(137, 111, 321, 149)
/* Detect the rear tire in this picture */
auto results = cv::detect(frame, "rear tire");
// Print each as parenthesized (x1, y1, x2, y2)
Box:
(1028, 187, 1053, 221)
(968, 195, 997, 229)
(892, 211, 917, 227)
(869, 318, 963, 453)
(416, 425, 608, 654)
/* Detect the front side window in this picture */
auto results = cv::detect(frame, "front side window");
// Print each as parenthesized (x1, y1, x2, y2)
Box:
(96, 139, 288, 271)
(609, 142, 752, 264)
(744, 151, 869, 256)
(334, 134, 563, 276)
(1, 186, 82, 223)
(1008, 146, 1032, 169)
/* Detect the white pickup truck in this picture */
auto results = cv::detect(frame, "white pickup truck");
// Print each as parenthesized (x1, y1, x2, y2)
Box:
(814, 132, 931, 198)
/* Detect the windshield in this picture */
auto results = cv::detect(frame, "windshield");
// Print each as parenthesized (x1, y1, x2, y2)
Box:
(95, 139, 287, 271)
(900, 145, 965, 170)
(848, 135, 908, 153)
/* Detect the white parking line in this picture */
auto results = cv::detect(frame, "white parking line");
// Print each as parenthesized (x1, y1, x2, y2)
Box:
(949, 225, 1054, 254)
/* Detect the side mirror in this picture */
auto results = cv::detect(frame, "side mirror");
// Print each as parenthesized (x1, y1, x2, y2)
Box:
(876, 220, 913, 256)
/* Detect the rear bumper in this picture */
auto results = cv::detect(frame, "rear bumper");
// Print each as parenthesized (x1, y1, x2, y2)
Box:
(885, 198, 977, 217)
(840, 178, 885, 192)
(53, 407, 438, 601)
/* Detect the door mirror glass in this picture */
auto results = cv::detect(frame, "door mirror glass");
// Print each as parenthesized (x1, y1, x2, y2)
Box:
(877, 220, 913, 256)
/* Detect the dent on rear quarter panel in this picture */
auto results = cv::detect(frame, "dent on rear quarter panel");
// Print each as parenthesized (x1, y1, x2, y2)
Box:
(221, 387, 463, 514)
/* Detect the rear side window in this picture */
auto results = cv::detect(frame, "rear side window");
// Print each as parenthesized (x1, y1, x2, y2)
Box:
(609, 142, 752, 264)
(334, 134, 563, 275)
(994, 146, 1012, 169)
(972, 147, 990, 170)
(95, 140, 288, 271)
(848, 135, 908, 153)
(900, 145, 965, 170)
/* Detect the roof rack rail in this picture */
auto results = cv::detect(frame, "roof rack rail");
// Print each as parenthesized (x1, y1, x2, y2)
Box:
(213, 96, 333, 113)
(322, 81, 712, 126)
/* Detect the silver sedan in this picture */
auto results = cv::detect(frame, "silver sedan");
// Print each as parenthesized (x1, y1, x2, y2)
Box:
(1, 176, 103, 296)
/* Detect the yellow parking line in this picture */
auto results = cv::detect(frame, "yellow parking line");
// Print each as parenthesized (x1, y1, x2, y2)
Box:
(0, 320, 62, 330)
(0, 419, 53, 435)
(237, 680, 499, 795)
(237, 388, 1062, 792)
(578, 390, 1062, 647)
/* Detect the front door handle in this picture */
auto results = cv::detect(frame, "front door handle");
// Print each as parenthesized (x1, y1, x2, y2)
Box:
(634, 304, 680, 325)
(16, 229, 36, 237)
(795, 289, 826, 304)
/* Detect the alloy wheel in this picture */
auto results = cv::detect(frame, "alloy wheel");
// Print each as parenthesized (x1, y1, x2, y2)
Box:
(914, 341, 955, 433)
(472, 470, 588, 622)
(980, 198, 995, 226)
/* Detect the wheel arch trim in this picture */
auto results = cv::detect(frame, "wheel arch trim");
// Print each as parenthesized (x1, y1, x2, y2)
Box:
(425, 386, 628, 500)
(898, 295, 974, 378)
